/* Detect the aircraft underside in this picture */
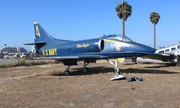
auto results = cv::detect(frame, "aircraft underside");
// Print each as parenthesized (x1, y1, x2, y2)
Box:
(62, 58, 125, 80)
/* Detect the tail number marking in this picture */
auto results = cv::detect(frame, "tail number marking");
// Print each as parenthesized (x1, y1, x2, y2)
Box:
(36, 25, 40, 37)
(42, 48, 57, 56)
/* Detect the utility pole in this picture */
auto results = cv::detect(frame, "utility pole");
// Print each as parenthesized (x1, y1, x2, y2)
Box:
(4, 44, 7, 54)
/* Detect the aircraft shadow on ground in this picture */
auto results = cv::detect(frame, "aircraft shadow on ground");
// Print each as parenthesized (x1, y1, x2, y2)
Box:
(70, 66, 113, 75)
(144, 64, 177, 68)
(51, 66, 178, 76)
(51, 66, 113, 76)
(125, 63, 177, 68)
(120, 68, 178, 74)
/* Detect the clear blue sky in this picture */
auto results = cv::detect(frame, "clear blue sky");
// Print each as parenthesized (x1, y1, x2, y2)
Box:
(0, 0, 180, 51)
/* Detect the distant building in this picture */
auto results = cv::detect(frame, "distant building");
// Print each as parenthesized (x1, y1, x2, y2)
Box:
(0, 47, 27, 54)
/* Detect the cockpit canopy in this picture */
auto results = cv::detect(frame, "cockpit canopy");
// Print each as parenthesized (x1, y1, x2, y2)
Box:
(103, 34, 133, 42)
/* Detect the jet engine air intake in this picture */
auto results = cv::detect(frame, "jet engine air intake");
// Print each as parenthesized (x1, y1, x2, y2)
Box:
(98, 39, 104, 51)
(83, 38, 104, 52)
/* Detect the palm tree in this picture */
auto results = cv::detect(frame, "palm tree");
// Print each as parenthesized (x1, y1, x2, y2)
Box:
(115, 1, 132, 36)
(150, 12, 160, 49)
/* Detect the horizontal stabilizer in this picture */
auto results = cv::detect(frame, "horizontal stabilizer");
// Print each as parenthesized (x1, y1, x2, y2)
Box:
(23, 41, 46, 45)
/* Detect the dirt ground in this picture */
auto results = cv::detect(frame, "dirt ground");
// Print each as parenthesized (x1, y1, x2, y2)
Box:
(0, 59, 180, 108)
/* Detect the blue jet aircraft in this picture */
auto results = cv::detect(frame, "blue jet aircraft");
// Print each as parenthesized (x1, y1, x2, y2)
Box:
(25, 22, 174, 80)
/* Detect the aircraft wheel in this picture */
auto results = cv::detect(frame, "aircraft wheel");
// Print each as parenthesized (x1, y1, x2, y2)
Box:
(64, 70, 70, 76)
(83, 68, 88, 73)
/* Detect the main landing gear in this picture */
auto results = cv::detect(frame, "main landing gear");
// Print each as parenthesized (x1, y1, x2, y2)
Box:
(63, 59, 125, 81)
(64, 65, 71, 75)
(63, 61, 89, 75)
(106, 59, 125, 80)
(83, 61, 89, 73)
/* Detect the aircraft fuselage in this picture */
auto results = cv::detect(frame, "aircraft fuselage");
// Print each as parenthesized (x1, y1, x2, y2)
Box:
(38, 37, 155, 59)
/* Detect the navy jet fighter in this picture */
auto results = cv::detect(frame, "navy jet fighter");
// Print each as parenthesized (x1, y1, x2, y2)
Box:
(25, 22, 173, 80)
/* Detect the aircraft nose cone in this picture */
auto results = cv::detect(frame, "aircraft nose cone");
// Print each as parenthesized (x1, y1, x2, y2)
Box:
(142, 46, 156, 53)
(137, 43, 155, 53)
(146, 46, 156, 53)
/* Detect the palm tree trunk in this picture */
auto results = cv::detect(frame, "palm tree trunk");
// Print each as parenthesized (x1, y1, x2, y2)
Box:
(122, 18, 125, 36)
(154, 24, 156, 49)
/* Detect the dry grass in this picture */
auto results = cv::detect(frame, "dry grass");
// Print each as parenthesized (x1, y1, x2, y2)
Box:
(0, 60, 180, 107)
(0, 60, 56, 68)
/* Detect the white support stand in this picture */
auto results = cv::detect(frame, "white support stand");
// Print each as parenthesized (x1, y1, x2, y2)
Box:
(106, 59, 125, 80)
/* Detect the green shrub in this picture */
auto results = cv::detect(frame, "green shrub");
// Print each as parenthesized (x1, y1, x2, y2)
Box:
(18, 58, 26, 66)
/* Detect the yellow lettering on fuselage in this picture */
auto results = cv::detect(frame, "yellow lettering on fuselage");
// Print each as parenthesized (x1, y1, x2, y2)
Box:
(46, 50, 48, 55)
(42, 48, 57, 56)
(36, 25, 40, 37)
(49, 48, 57, 55)
(76, 43, 89, 48)
(42, 50, 45, 55)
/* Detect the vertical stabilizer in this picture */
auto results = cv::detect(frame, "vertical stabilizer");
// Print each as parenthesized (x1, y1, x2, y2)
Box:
(25, 22, 73, 52)
(34, 22, 56, 45)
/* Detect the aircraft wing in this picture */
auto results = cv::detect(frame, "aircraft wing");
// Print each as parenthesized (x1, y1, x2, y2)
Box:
(35, 52, 175, 61)
(23, 41, 46, 45)
(36, 55, 108, 60)
(85, 52, 175, 61)
(140, 53, 175, 61)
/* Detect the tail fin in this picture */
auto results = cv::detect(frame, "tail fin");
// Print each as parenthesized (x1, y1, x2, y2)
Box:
(33, 22, 73, 51)
(34, 22, 57, 45)
(24, 22, 72, 52)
